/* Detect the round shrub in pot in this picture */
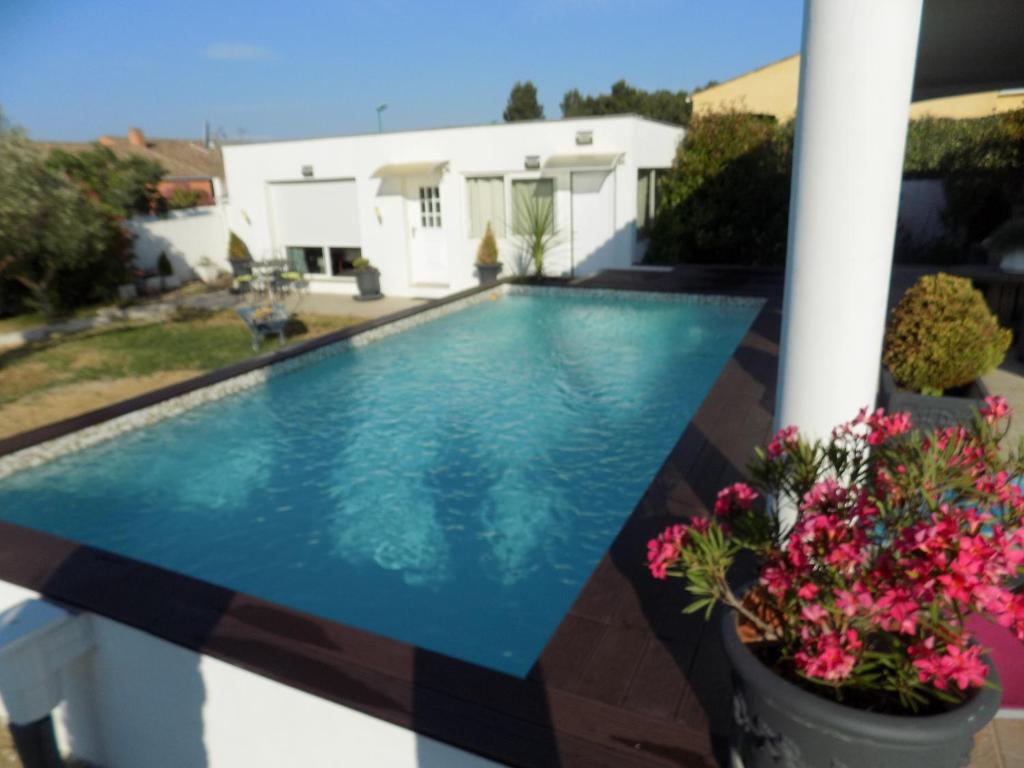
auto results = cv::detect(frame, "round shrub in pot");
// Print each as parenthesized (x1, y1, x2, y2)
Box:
(228, 231, 253, 276)
(475, 222, 503, 286)
(353, 258, 382, 300)
(884, 273, 1010, 395)
(881, 273, 1010, 429)
(646, 400, 1022, 767)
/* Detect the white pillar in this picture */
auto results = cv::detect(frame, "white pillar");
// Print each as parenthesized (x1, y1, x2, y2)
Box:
(775, 0, 924, 440)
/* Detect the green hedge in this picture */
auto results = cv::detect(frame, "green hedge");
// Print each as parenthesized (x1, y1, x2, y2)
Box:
(647, 108, 1024, 267)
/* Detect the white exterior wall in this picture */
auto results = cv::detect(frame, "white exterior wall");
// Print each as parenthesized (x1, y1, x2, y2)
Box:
(128, 206, 230, 279)
(223, 116, 682, 298)
(0, 579, 501, 768)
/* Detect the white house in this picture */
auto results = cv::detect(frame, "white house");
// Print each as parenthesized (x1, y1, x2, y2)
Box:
(221, 115, 684, 298)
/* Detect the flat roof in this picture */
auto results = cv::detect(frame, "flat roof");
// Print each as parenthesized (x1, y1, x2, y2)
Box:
(222, 113, 684, 151)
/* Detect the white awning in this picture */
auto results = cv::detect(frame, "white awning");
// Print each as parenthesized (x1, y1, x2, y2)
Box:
(371, 161, 448, 178)
(544, 153, 622, 170)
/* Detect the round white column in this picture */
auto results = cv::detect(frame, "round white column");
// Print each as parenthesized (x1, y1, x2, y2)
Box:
(775, 0, 925, 440)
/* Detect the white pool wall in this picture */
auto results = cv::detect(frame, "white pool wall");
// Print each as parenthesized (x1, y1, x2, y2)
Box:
(0, 579, 502, 767)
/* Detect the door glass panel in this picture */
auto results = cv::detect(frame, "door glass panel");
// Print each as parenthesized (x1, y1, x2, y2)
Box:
(419, 186, 441, 228)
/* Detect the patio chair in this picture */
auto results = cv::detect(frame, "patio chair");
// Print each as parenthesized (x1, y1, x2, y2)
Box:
(236, 303, 289, 351)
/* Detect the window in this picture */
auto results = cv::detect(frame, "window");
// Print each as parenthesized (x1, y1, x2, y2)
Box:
(419, 186, 441, 227)
(512, 178, 555, 235)
(329, 247, 361, 275)
(636, 169, 659, 240)
(466, 177, 505, 238)
(286, 246, 325, 274)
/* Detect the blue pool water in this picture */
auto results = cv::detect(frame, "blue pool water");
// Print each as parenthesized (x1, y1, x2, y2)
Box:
(0, 292, 759, 675)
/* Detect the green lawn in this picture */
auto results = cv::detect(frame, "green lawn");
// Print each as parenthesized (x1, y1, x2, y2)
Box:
(0, 309, 362, 408)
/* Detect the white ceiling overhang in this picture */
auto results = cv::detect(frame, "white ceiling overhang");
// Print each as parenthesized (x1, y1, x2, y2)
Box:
(914, 0, 1024, 101)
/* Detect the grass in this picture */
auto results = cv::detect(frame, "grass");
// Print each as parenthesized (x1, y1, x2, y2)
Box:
(0, 309, 362, 408)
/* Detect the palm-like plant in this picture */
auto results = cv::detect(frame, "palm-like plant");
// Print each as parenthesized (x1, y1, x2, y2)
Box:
(514, 191, 558, 277)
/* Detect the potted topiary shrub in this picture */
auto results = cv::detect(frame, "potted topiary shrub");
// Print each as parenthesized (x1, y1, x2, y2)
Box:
(155, 251, 180, 291)
(353, 258, 382, 300)
(648, 401, 1020, 767)
(882, 273, 1011, 430)
(228, 232, 253, 277)
(475, 222, 502, 286)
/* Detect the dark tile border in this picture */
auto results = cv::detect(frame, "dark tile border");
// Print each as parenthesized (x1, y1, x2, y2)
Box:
(0, 270, 783, 767)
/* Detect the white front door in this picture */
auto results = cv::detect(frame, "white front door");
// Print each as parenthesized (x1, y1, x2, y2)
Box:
(570, 171, 616, 276)
(407, 179, 448, 285)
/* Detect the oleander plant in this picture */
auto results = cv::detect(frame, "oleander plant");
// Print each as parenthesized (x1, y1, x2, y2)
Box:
(648, 398, 1024, 713)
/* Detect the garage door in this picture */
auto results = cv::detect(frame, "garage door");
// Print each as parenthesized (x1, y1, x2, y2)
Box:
(270, 180, 361, 247)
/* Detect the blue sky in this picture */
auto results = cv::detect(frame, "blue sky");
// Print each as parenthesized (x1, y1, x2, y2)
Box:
(0, 0, 804, 142)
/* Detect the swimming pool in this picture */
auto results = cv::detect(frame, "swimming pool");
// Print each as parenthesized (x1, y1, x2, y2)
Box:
(0, 288, 760, 675)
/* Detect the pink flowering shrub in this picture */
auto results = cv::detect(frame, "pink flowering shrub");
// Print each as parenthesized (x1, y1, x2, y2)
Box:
(648, 396, 1024, 713)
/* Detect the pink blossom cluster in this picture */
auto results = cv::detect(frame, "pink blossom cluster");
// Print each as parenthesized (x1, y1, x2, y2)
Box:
(647, 396, 1024, 707)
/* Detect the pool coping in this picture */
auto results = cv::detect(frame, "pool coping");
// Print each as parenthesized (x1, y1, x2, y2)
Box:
(0, 269, 784, 767)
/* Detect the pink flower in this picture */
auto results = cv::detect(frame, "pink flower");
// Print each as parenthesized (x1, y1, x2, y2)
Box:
(646, 524, 687, 580)
(767, 426, 799, 459)
(979, 395, 1010, 424)
(713, 482, 759, 516)
(800, 603, 828, 624)
(797, 582, 819, 601)
(795, 630, 861, 683)
(865, 409, 913, 446)
(835, 584, 874, 618)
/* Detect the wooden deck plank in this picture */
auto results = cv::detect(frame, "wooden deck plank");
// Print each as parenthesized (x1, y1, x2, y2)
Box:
(570, 624, 650, 705)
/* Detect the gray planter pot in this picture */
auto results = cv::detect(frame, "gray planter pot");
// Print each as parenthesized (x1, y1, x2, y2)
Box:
(355, 268, 382, 300)
(230, 259, 253, 277)
(476, 262, 503, 286)
(722, 610, 1000, 768)
(879, 368, 988, 432)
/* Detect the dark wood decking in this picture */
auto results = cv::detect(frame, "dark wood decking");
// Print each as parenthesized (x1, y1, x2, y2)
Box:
(0, 267, 784, 767)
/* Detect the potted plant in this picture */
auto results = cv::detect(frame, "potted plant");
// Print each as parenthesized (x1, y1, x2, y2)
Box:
(881, 273, 1010, 430)
(228, 232, 253, 277)
(647, 401, 1021, 767)
(475, 222, 503, 286)
(353, 257, 382, 300)
(155, 251, 181, 291)
(514, 191, 558, 278)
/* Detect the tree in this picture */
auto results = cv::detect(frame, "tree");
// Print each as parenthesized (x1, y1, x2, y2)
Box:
(560, 80, 692, 126)
(46, 143, 165, 216)
(503, 81, 544, 122)
(0, 116, 127, 320)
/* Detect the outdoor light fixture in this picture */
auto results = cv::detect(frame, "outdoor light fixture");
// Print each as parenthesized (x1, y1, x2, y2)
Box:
(301, 165, 313, 178)
(376, 103, 388, 133)
(524, 155, 541, 170)
(575, 130, 593, 145)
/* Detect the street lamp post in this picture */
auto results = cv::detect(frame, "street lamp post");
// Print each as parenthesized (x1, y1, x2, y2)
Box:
(376, 104, 388, 133)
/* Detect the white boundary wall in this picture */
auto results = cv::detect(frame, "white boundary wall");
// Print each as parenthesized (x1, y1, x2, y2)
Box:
(0, 579, 501, 768)
(128, 205, 230, 280)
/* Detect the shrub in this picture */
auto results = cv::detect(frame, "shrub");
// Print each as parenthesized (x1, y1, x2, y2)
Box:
(167, 188, 203, 210)
(156, 251, 173, 277)
(475, 223, 499, 265)
(228, 232, 251, 262)
(647, 111, 793, 266)
(883, 273, 1011, 394)
(352, 257, 373, 270)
